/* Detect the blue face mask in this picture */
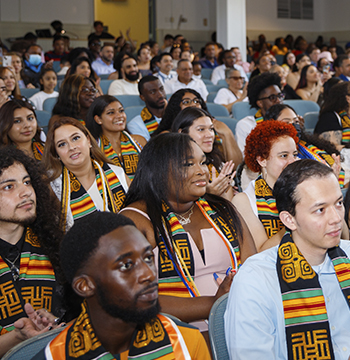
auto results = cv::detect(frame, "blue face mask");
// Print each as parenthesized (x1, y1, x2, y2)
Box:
(28, 54, 42, 66)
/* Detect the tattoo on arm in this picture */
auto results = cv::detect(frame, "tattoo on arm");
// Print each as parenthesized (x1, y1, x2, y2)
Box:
(320, 130, 342, 145)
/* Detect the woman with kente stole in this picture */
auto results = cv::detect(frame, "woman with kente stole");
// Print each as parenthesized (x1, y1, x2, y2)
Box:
(43, 117, 130, 232)
(86, 95, 146, 180)
(0, 99, 44, 160)
(232, 120, 299, 252)
(121, 133, 256, 339)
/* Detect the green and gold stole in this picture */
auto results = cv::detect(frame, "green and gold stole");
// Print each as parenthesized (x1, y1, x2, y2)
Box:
(45, 301, 190, 360)
(298, 140, 345, 187)
(255, 109, 264, 125)
(0, 228, 55, 335)
(255, 175, 284, 238)
(32, 141, 44, 161)
(99, 132, 141, 180)
(339, 110, 350, 143)
(158, 197, 241, 298)
(61, 161, 126, 229)
(277, 232, 350, 360)
(141, 107, 159, 136)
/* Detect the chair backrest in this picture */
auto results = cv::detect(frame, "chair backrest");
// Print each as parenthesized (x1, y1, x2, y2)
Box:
(207, 91, 218, 103)
(21, 88, 40, 99)
(99, 74, 111, 80)
(202, 78, 213, 85)
(232, 102, 256, 120)
(275, 54, 284, 65)
(283, 99, 320, 117)
(217, 79, 228, 88)
(43, 97, 58, 114)
(208, 293, 229, 360)
(201, 68, 213, 79)
(35, 110, 52, 135)
(206, 103, 230, 117)
(206, 84, 223, 93)
(100, 79, 114, 94)
(303, 111, 319, 132)
(215, 116, 239, 135)
(52, 61, 61, 73)
(125, 105, 145, 124)
(113, 94, 145, 108)
(2, 327, 64, 360)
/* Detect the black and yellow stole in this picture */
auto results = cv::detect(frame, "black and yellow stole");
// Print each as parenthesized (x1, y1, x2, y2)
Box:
(140, 107, 159, 136)
(255, 109, 264, 125)
(0, 228, 55, 335)
(255, 175, 284, 238)
(157, 197, 241, 298)
(46, 301, 188, 359)
(277, 232, 350, 360)
(339, 110, 350, 143)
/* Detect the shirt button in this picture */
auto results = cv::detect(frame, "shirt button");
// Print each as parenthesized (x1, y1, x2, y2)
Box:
(343, 347, 347, 351)
(331, 326, 335, 330)
(326, 297, 330, 302)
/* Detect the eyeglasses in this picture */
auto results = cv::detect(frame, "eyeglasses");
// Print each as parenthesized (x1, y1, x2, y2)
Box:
(181, 98, 201, 106)
(258, 93, 285, 102)
(81, 87, 98, 94)
(229, 76, 244, 81)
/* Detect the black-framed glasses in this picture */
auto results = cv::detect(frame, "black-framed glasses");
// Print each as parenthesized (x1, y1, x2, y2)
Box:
(181, 98, 202, 106)
(258, 93, 285, 102)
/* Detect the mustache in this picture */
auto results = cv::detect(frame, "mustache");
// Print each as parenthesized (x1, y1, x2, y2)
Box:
(135, 282, 158, 298)
(16, 199, 35, 209)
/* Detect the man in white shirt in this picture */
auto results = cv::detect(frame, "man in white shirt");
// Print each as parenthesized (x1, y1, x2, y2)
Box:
(108, 57, 140, 96)
(92, 44, 115, 75)
(154, 53, 177, 85)
(211, 50, 248, 85)
(164, 59, 208, 101)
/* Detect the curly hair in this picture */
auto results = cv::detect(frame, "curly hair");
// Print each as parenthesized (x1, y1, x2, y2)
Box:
(248, 72, 281, 109)
(0, 66, 21, 99)
(0, 99, 43, 147)
(320, 82, 350, 115)
(244, 120, 298, 172)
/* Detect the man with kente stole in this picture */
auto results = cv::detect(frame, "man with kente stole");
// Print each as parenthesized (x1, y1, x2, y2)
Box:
(33, 212, 210, 360)
(128, 76, 167, 141)
(0, 147, 63, 357)
(225, 159, 350, 360)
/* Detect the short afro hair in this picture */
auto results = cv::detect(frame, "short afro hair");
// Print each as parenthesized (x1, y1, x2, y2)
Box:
(248, 72, 281, 109)
(244, 120, 298, 173)
(60, 212, 136, 284)
(138, 75, 160, 95)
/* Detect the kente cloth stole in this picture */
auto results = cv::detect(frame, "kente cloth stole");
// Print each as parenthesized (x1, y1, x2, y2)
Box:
(298, 140, 345, 187)
(99, 132, 141, 180)
(46, 301, 190, 360)
(255, 109, 264, 125)
(32, 141, 44, 161)
(339, 111, 350, 143)
(157, 197, 240, 298)
(61, 161, 125, 225)
(141, 107, 159, 135)
(255, 175, 284, 238)
(0, 228, 55, 335)
(277, 232, 350, 360)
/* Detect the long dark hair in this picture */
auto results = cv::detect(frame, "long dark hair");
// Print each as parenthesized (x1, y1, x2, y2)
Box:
(320, 82, 350, 115)
(123, 133, 243, 254)
(295, 64, 315, 90)
(69, 56, 98, 84)
(292, 53, 310, 73)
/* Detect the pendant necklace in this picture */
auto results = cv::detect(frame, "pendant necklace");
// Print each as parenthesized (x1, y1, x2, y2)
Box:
(174, 204, 195, 226)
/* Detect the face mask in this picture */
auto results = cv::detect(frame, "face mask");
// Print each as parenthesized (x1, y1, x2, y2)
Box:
(28, 54, 42, 66)
(293, 122, 302, 139)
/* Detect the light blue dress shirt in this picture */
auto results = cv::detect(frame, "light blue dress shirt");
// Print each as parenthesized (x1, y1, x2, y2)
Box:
(224, 240, 350, 360)
(127, 114, 162, 141)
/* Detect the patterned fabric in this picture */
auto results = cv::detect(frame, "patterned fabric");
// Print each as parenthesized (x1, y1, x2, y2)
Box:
(255, 109, 264, 125)
(32, 141, 44, 161)
(0, 228, 55, 335)
(339, 110, 350, 143)
(276, 232, 350, 360)
(140, 107, 159, 136)
(61, 160, 126, 231)
(255, 176, 284, 238)
(99, 132, 141, 180)
(298, 140, 345, 187)
(157, 197, 240, 298)
(45, 301, 190, 360)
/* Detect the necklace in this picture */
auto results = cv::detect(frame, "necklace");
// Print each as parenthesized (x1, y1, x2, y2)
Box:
(174, 204, 195, 226)
(4, 253, 20, 281)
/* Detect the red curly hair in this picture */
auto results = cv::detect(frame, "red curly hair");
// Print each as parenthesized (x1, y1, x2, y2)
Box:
(244, 120, 298, 172)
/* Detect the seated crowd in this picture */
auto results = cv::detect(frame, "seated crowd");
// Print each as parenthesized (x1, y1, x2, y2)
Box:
(1, 25, 350, 359)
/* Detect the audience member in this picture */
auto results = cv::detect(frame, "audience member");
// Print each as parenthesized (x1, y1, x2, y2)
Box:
(199, 42, 219, 69)
(128, 76, 167, 141)
(0, 78, 8, 108)
(91, 44, 115, 76)
(295, 64, 322, 102)
(225, 159, 350, 359)
(286, 53, 311, 89)
(137, 46, 152, 77)
(271, 37, 288, 56)
(0, 147, 63, 357)
(44, 35, 68, 62)
(164, 59, 208, 101)
(6, 52, 28, 89)
(269, 64, 300, 100)
(29, 68, 58, 111)
(161, 34, 174, 53)
(32, 212, 211, 359)
(192, 61, 202, 79)
(170, 44, 181, 69)
(56, 55, 70, 76)
(329, 36, 345, 56)
(88, 20, 115, 40)
(43, 117, 129, 231)
(88, 37, 101, 61)
(281, 51, 295, 74)
(292, 36, 308, 56)
(232, 47, 251, 74)
(148, 40, 160, 57)
(249, 53, 272, 80)
(306, 43, 321, 67)
(0, 66, 21, 100)
(154, 52, 177, 85)
(333, 54, 350, 81)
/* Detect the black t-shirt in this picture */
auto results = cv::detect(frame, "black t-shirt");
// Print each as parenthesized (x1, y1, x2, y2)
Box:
(314, 111, 342, 134)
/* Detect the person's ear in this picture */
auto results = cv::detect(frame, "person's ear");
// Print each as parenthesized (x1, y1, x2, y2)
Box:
(140, 93, 145, 102)
(39, 78, 43, 85)
(257, 155, 267, 169)
(72, 275, 96, 297)
(256, 99, 263, 110)
(94, 114, 102, 125)
(279, 211, 297, 231)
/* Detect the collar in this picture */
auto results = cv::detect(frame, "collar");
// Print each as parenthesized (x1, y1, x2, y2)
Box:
(0, 229, 26, 260)
(24, 59, 44, 73)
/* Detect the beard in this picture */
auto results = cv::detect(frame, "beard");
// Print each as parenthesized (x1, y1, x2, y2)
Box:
(96, 282, 160, 326)
(125, 71, 140, 81)
(147, 99, 166, 110)
(1, 206, 36, 226)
